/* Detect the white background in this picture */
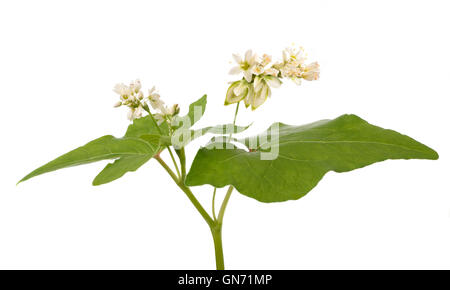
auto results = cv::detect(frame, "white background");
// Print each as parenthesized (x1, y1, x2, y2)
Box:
(1, 0, 449, 269)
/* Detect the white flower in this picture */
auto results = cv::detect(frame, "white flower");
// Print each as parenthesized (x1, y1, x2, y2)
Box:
(251, 64, 265, 75)
(254, 75, 281, 91)
(147, 86, 165, 110)
(302, 62, 320, 81)
(127, 105, 143, 121)
(225, 45, 319, 110)
(251, 54, 273, 76)
(229, 50, 257, 82)
(282, 46, 305, 64)
(260, 54, 272, 66)
(280, 62, 302, 78)
(113, 101, 122, 108)
(113, 83, 132, 100)
(129, 79, 142, 94)
(248, 75, 281, 110)
(166, 104, 180, 116)
(154, 113, 165, 125)
(264, 67, 279, 77)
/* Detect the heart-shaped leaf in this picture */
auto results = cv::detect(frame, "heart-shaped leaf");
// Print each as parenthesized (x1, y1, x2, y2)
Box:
(185, 114, 438, 202)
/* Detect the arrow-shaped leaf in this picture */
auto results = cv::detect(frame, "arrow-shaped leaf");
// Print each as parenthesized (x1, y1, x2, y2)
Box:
(19, 135, 159, 184)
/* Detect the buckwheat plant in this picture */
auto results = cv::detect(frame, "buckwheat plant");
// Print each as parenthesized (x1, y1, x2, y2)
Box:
(19, 46, 438, 269)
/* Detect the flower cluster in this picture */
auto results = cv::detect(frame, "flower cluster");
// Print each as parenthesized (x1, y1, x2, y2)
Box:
(226, 46, 320, 110)
(147, 86, 180, 125)
(113, 80, 179, 122)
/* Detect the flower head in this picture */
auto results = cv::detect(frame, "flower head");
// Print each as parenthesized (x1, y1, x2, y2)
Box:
(225, 45, 319, 109)
(113, 80, 179, 123)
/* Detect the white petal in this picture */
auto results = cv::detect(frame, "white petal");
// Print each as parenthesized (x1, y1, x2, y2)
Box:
(229, 66, 241, 75)
(292, 77, 302, 85)
(265, 76, 282, 88)
(232, 53, 242, 64)
(253, 76, 263, 92)
(282, 50, 288, 62)
(225, 82, 242, 104)
(127, 109, 134, 120)
(305, 61, 320, 72)
(244, 85, 254, 108)
(244, 50, 253, 62)
(302, 71, 320, 81)
(243, 70, 253, 82)
(252, 88, 266, 110)
(233, 82, 246, 96)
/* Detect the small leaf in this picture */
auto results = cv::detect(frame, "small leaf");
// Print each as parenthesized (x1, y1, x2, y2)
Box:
(125, 115, 169, 137)
(185, 114, 438, 203)
(172, 95, 207, 129)
(19, 135, 158, 184)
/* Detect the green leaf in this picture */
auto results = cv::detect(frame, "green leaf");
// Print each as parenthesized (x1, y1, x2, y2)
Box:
(91, 116, 168, 186)
(172, 95, 207, 129)
(185, 114, 438, 203)
(19, 135, 159, 184)
(171, 123, 251, 148)
(124, 115, 169, 137)
(92, 155, 153, 186)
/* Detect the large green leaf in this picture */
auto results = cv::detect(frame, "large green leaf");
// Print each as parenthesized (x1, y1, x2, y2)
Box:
(18, 135, 159, 184)
(185, 114, 438, 203)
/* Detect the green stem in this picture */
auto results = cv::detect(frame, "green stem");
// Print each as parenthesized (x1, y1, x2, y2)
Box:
(144, 104, 180, 178)
(211, 225, 224, 270)
(217, 185, 234, 225)
(228, 102, 240, 141)
(175, 148, 187, 181)
(142, 104, 163, 135)
(167, 147, 181, 179)
(155, 156, 214, 228)
(155, 101, 241, 270)
(212, 187, 217, 221)
(210, 186, 233, 270)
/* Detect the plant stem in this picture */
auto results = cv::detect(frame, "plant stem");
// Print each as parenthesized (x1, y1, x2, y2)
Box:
(155, 155, 214, 228)
(217, 185, 234, 225)
(175, 148, 187, 181)
(228, 102, 240, 140)
(144, 104, 181, 178)
(155, 101, 241, 270)
(211, 225, 224, 270)
(156, 155, 228, 269)
(167, 147, 181, 179)
(212, 187, 217, 221)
